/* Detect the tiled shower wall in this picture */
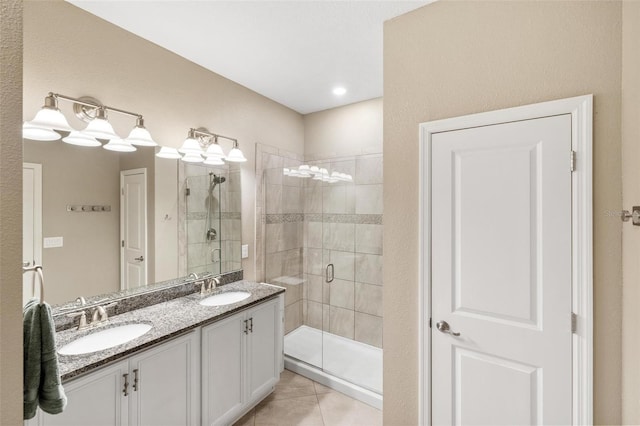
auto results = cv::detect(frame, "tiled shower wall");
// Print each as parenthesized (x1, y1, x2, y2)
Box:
(184, 164, 242, 277)
(258, 145, 383, 349)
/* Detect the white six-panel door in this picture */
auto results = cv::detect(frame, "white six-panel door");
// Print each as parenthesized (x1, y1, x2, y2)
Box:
(430, 114, 573, 425)
(121, 169, 147, 290)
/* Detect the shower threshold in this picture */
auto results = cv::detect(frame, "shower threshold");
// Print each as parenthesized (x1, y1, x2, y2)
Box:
(284, 325, 382, 409)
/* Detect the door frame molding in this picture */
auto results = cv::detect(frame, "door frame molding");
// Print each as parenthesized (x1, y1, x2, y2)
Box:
(418, 95, 593, 425)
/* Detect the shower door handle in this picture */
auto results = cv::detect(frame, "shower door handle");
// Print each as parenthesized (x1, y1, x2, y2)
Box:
(326, 264, 334, 283)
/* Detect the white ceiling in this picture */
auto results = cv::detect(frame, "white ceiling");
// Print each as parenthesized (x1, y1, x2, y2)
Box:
(67, 1, 431, 114)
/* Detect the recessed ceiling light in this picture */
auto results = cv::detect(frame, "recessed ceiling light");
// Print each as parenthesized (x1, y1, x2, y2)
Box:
(332, 87, 347, 96)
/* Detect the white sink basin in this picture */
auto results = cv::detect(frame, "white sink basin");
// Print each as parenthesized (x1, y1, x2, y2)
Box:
(200, 291, 251, 307)
(58, 323, 153, 356)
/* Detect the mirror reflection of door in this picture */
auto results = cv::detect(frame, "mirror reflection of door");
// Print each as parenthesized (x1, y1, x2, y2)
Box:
(23, 163, 42, 306)
(121, 168, 148, 290)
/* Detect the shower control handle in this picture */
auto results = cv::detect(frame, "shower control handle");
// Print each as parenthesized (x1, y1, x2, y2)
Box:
(326, 264, 334, 283)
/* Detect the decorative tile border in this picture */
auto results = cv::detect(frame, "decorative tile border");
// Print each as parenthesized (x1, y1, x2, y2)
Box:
(319, 214, 383, 225)
(222, 212, 241, 220)
(264, 213, 383, 225)
(265, 213, 305, 224)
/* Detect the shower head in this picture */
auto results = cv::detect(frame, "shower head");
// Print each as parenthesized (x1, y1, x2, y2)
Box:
(209, 173, 226, 190)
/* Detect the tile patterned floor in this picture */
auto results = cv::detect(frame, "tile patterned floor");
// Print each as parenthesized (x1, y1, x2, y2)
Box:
(233, 369, 382, 426)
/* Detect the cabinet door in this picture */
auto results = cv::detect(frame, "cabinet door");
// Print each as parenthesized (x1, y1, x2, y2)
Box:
(247, 298, 279, 404)
(38, 361, 128, 426)
(201, 313, 246, 426)
(128, 331, 200, 426)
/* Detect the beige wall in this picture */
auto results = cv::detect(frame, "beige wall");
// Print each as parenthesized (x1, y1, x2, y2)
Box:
(622, 1, 640, 424)
(0, 0, 23, 423)
(24, 1, 305, 286)
(384, 1, 622, 424)
(304, 98, 382, 159)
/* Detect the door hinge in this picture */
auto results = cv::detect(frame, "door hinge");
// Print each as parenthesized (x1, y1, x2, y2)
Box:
(570, 150, 576, 172)
(121, 187, 124, 196)
(429, 318, 432, 329)
(571, 312, 577, 333)
(121, 240, 125, 248)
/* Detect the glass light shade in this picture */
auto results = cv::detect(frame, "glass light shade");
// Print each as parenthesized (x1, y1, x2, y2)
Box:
(62, 131, 101, 147)
(225, 147, 247, 163)
(26, 107, 73, 132)
(181, 152, 204, 163)
(22, 123, 61, 141)
(204, 143, 226, 159)
(103, 138, 136, 152)
(126, 126, 157, 147)
(283, 168, 291, 176)
(156, 146, 182, 159)
(82, 117, 119, 140)
(309, 166, 320, 174)
(204, 156, 225, 166)
(179, 137, 203, 154)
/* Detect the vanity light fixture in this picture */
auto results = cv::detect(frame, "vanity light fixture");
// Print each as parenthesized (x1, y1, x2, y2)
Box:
(158, 128, 247, 164)
(284, 165, 352, 184)
(156, 146, 182, 159)
(23, 92, 158, 149)
(62, 131, 101, 147)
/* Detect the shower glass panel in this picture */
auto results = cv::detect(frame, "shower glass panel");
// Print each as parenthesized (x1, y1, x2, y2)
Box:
(185, 164, 225, 276)
(264, 153, 383, 396)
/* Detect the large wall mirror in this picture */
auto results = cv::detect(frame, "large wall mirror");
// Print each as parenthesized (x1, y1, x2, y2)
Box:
(23, 139, 242, 306)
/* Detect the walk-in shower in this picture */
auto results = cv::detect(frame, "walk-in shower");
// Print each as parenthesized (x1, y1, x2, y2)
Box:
(260, 150, 383, 408)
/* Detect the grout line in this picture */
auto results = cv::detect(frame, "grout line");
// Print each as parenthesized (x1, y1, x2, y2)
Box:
(315, 383, 327, 426)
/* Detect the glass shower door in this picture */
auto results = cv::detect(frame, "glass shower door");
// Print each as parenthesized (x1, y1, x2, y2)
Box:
(320, 158, 361, 386)
(185, 164, 223, 277)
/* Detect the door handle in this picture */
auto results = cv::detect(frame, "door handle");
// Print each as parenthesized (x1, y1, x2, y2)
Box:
(326, 263, 334, 283)
(436, 320, 460, 336)
(243, 319, 249, 334)
(249, 317, 253, 333)
(134, 256, 144, 262)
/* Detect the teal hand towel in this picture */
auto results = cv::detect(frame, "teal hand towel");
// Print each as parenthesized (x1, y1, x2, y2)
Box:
(38, 300, 67, 414)
(23, 298, 67, 420)
(23, 298, 41, 420)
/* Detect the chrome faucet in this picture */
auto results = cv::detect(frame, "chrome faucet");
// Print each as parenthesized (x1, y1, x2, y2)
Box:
(67, 310, 89, 331)
(200, 276, 221, 295)
(90, 302, 117, 326)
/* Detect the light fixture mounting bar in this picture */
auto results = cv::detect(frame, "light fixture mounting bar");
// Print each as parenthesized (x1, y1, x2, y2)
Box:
(191, 128, 237, 145)
(51, 92, 142, 119)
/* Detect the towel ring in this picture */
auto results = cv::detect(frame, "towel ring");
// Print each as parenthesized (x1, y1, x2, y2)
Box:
(23, 265, 45, 305)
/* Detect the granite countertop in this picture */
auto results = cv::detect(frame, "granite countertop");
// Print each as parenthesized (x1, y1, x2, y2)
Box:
(55, 281, 285, 381)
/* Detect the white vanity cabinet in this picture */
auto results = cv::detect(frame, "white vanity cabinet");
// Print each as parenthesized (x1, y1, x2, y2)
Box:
(201, 296, 283, 426)
(33, 329, 200, 426)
